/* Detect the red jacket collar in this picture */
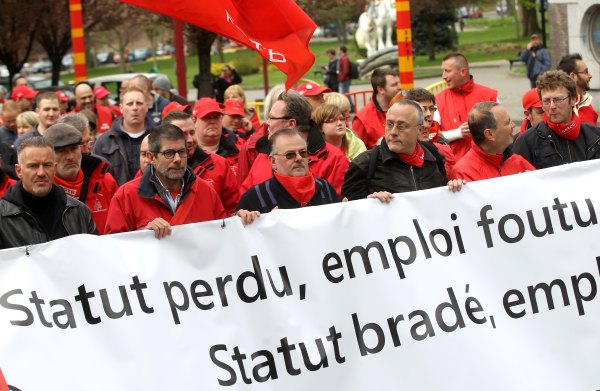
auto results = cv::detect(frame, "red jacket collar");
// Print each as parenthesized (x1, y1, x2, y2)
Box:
(471, 141, 506, 168)
(451, 76, 475, 95)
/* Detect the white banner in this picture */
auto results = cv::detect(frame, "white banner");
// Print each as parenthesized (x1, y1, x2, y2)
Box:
(1, 160, 600, 390)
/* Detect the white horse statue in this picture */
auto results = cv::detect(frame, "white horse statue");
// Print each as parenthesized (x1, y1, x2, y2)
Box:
(355, 1, 377, 57)
(375, 0, 396, 51)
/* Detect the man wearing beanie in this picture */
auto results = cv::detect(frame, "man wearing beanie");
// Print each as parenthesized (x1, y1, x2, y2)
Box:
(153, 76, 188, 106)
(44, 123, 118, 234)
(0, 136, 97, 249)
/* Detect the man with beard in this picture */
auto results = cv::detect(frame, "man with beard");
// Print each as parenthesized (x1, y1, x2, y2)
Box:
(513, 70, 600, 169)
(74, 82, 113, 133)
(105, 123, 227, 238)
(557, 53, 598, 125)
(163, 111, 239, 215)
(0, 137, 96, 249)
(236, 128, 339, 212)
(44, 123, 118, 235)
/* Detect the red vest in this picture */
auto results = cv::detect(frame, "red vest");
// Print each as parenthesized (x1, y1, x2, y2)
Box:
(0, 175, 16, 198)
(353, 99, 386, 149)
(435, 78, 498, 159)
(193, 153, 240, 215)
(95, 104, 114, 134)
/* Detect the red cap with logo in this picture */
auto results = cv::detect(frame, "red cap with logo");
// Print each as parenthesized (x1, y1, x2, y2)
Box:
(522, 88, 542, 111)
(223, 99, 245, 116)
(295, 81, 331, 97)
(55, 90, 68, 102)
(162, 101, 191, 119)
(93, 86, 111, 99)
(11, 86, 38, 100)
(192, 97, 224, 119)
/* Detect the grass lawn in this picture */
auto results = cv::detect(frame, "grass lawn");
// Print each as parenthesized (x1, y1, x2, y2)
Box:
(61, 16, 529, 90)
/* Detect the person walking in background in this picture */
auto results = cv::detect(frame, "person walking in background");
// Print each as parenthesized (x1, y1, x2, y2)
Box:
(322, 48, 339, 92)
(520, 34, 551, 89)
(337, 45, 354, 112)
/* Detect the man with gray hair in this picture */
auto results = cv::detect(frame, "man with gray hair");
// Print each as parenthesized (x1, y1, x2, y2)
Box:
(343, 100, 460, 202)
(44, 123, 118, 234)
(0, 136, 97, 249)
(58, 112, 95, 155)
(450, 102, 534, 181)
(240, 90, 349, 195)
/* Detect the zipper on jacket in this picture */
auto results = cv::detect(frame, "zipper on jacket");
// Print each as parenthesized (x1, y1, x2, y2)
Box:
(409, 166, 418, 191)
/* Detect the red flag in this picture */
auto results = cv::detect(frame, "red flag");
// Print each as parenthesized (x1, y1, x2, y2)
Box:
(118, 0, 317, 89)
(0, 368, 9, 391)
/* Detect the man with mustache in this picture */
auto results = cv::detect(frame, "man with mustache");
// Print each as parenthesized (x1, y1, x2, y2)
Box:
(0, 137, 97, 249)
(105, 123, 228, 239)
(44, 123, 118, 235)
(556, 53, 598, 125)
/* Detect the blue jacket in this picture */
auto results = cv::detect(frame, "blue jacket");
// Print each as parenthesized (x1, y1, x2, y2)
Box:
(520, 45, 551, 80)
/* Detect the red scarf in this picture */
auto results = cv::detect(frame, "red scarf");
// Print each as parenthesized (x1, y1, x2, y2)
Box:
(274, 172, 316, 207)
(429, 121, 442, 143)
(543, 112, 581, 141)
(396, 143, 425, 167)
(54, 169, 84, 198)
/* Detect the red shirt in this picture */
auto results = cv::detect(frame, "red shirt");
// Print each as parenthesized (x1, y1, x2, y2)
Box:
(353, 98, 386, 149)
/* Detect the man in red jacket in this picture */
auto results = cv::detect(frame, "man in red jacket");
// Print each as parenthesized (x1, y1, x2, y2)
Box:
(240, 90, 349, 196)
(74, 82, 114, 133)
(43, 123, 118, 234)
(163, 111, 239, 215)
(435, 53, 498, 160)
(451, 102, 534, 181)
(352, 67, 401, 149)
(105, 123, 227, 238)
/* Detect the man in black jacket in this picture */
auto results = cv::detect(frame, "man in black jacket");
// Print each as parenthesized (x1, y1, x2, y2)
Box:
(342, 99, 463, 202)
(513, 70, 600, 169)
(236, 128, 338, 213)
(0, 137, 97, 250)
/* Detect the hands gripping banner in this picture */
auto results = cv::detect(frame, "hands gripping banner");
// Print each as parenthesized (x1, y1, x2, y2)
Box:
(1, 161, 600, 390)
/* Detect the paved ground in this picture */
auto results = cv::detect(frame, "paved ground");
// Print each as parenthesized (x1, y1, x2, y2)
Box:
(193, 59, 600, 127)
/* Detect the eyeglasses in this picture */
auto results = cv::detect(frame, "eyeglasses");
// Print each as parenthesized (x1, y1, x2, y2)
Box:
(422, 105, 437, 113)
(385, 121, 421, 131)
(157, 148, 187, 159)
(576, 69, 590, 75)
(541, 96, 569, 106)
(272, 149, 309, 160)
(81, 138, 95, 148)
(268, 116, 291, 121)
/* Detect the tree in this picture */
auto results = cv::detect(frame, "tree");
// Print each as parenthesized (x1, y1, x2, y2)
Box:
(296, 0, 365, 44)
(0, 0, 44, 87)
(520, 0, 541, 37)
(186, 25, 217, 99)
(36, 0, 72, 86)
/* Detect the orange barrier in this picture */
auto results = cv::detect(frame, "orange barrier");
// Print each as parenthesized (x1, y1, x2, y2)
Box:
(344, 90, 373, 113)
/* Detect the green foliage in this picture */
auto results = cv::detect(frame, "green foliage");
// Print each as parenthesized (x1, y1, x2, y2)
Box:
(411, 8, 457, 56)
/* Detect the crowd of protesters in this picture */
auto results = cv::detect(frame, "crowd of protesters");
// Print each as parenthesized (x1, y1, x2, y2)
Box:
(0, 50, 598, 250)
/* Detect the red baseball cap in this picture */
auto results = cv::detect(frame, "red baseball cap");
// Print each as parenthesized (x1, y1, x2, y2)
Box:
(55, 90, 68, 102)
(162, 101, 190, 119)
(522, 88, 542, 111)
(192, 97, 224, 119)
(93, 86, 110, 99)
(295, 81, 331, 97)
(223, 99, 245, 116)
(11, 86, 38, 100)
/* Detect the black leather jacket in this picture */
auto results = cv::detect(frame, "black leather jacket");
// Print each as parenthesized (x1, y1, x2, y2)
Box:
(342, 139, 447, 200)
(0, 184, 97, 250)
(513, 120, 600, 169)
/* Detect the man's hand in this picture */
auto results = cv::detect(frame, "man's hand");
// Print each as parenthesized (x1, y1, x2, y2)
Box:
(367, 191, 395, 203)
(145, 218, 172, 239)
(237, 209, 260, 226)
(459, 122, 470, 137)
(447, 179, 467, 193)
